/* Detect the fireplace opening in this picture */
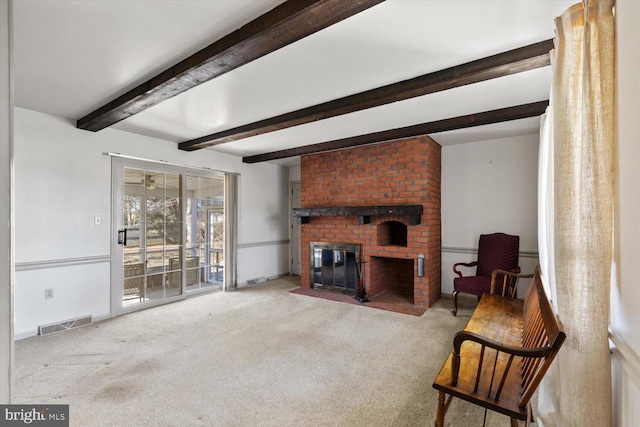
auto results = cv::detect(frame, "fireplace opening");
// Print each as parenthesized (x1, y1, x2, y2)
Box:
(369, 257, 414, 303)
(310, 242, 361, 294)
(377, 221, 408, 247)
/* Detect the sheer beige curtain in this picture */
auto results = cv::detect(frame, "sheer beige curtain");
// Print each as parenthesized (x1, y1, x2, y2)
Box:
(538, 0, 615, 425)
(537, 107, 562, 426)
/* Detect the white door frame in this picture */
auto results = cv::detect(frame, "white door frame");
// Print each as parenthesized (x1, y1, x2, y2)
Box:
(110, 157, 229, 315)
(0, 0, 14, 404)
(111, 158, 187, 315)
(290, 181, 301, 275)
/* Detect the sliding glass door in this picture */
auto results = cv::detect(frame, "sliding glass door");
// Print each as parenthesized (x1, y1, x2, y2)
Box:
(120, 168, 183, 307)
(113, 158, 227, 313)
(184, 175, 224, 291)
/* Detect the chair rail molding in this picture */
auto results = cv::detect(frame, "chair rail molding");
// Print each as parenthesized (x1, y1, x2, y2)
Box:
(442, 246, 539, 259)
(15, 255, 111, 272)
(237, 239, 290, 249)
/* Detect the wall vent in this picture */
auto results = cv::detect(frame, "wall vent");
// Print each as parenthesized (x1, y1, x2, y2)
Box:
(38, 315, 93, 336)
(246, 276, 267, 285)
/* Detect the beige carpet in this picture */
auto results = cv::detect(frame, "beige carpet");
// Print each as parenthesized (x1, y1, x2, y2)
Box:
(15, 276, 531, 426)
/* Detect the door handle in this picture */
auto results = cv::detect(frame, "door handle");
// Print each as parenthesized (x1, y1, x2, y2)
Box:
(118, 229, 127, 246)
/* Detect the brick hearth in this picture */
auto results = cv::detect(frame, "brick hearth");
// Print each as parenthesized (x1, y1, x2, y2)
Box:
(299, 136, 441, 308)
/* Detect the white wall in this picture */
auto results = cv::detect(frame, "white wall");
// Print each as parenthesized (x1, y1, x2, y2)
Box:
(14, 108, 290, 338)
(289, 165, 300, 182)
(237, 162, 290, 283)
(611, 1, 640, 425)
(441, 133, 540, 295)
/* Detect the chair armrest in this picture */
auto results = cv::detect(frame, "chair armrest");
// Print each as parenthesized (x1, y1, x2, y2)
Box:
(490, 268, 531, 298)
(450, 330, 552, 386)
(452, 261, 477, 278)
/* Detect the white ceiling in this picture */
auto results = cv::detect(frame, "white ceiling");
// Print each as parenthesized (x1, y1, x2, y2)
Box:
(13, 0, 575, 167)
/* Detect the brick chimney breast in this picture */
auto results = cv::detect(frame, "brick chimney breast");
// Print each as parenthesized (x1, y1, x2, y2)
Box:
(299, 136, 441, 308)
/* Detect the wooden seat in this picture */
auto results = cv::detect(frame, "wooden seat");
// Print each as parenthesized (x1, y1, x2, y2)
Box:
(433, 266, 565, 426)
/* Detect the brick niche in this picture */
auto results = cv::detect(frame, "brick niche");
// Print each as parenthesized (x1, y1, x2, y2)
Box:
(300, 136, 441, 308)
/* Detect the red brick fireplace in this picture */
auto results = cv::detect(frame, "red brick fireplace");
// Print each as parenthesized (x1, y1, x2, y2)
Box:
(296, 136, 441, 308)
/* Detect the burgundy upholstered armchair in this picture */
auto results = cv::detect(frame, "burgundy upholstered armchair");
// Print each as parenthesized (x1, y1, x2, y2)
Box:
(451, 232, 520, 316)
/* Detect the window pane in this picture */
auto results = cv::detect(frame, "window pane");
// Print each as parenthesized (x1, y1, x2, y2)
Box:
(165, 197, 181, 224)
(186, 175, 198, 192)
(146, 196, 164, 223)
(165, 246, 182, 271)
(123, 226, 140, 250)
(123, 196, 142, 228)
(124, 247, 144, 266)
(165, 173, 180, 199)
(145, 171, 163, 193)
(146, 248, 164, 270)
(124, 168, 145, 189)
(200, 177, 214, 203)
(165, 222, 182, 247)
(146, 222, 164, 252)
(146, 273, 165, 300)
(213, 177, 224, 207)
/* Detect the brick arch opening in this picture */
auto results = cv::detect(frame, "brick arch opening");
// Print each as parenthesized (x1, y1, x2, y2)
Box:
(377, 220, 408, 247)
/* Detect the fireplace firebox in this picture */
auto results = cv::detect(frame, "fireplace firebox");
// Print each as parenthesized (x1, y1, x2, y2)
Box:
(369, 256, 414, 302)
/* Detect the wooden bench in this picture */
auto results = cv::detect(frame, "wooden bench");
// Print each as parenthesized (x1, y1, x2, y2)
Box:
(432, 266, 565, 426)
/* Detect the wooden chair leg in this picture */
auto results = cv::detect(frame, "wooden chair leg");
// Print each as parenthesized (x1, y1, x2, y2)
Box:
(510, 418, 519, 427)
(435, 391, 446, 427)
(527, 402, 534, 425)
(451, 291, 459, 316)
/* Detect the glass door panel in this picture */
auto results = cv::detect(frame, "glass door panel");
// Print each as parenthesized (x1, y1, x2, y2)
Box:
(310, 243, 360, 294)
(145, 171, 167, 302)
(208, 209, 224, 285)
(123, 168, 146, 304)
(345, 251, 357, 290)
(185, 175, 224, 291)
(122, 168, 183, 306)
(164, 172, 182, 298)
(209, 177, 224, 286)
(164, 173, 182, 266)
(185, 176, 202, 291)
(117, 162, 224, 311)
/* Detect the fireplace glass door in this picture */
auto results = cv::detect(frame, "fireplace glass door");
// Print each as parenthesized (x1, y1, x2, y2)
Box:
(311, 242, 360, 294)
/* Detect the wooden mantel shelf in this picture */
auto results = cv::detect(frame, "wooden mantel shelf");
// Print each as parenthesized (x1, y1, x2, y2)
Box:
(291, 205, 423, 225)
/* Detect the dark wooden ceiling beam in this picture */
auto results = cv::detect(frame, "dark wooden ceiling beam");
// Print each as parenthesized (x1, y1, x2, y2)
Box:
(242, 100, 549, 163)
(76, 0, 385, 132)
(180, 39, 553, 151)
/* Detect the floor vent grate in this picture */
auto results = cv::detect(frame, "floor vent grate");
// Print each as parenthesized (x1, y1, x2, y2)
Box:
(38, 315, 93, 336)
(247, 277, 267, 285)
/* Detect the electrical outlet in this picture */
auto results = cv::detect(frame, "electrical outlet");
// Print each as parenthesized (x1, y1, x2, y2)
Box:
(94, 215, 102, 226)
(45, 288, 54, 299)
